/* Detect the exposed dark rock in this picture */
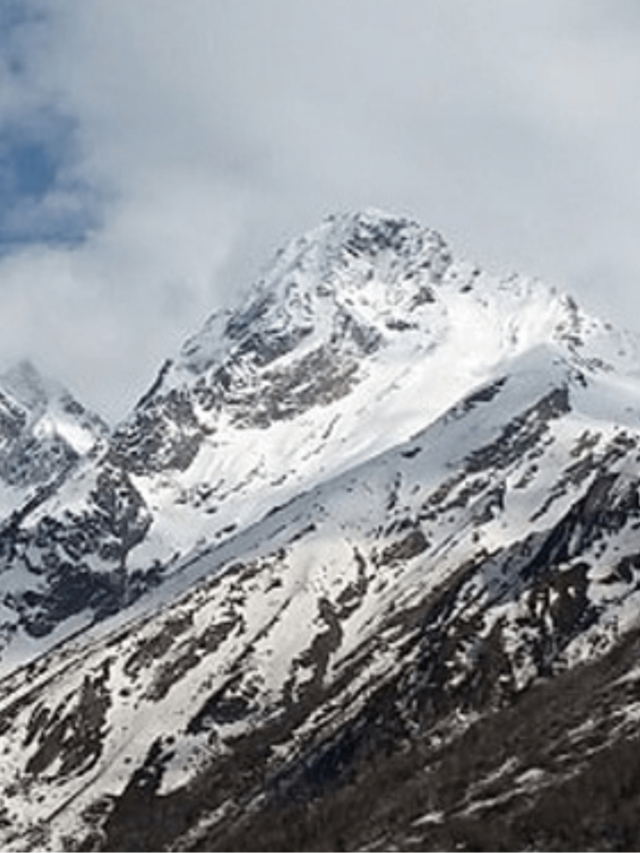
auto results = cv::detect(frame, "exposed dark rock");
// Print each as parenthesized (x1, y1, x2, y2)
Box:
(26, 659, 112, 778)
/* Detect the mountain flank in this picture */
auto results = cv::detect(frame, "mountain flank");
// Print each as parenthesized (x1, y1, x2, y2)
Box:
(1, 211, 640, 850)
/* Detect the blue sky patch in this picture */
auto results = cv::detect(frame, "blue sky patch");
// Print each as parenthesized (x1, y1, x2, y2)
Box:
(0, 114, 100, 252)
(0, 130, 58, 199)
(0, 3, 100, 253)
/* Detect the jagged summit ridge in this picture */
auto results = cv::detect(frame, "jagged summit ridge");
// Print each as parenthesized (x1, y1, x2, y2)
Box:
(110, 208, 603, 508)
(255, 207, 451, 302)
(0, 359, 107, 456)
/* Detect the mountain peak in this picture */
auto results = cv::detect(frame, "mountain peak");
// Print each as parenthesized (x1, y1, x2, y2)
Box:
(0, 357, 107, 505)
(176, 210, 452, 377)
(258, 208, 452, 297)
(315, 207, 448, 260)
(164, 210, 636, 423)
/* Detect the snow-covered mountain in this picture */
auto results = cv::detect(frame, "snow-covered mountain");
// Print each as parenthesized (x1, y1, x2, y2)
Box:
(2, 210, 640, 850)
(1, 210, 635, 665)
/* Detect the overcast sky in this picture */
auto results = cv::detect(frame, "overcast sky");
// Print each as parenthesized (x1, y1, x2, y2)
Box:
(2, 0, 640, 420)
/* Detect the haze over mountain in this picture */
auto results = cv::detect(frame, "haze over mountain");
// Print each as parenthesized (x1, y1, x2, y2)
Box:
(1, 211, 640, 850)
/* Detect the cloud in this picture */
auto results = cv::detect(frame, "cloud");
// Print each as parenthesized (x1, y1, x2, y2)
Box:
(2, 0, 640, 418)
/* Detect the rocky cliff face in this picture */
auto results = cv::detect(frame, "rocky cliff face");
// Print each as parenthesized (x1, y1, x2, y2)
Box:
(1, 211, 640, 850)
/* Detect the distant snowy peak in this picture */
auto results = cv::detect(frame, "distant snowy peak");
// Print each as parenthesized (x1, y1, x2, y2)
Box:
(0, 360, 107, 515)
(0, 359, 107, 455)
